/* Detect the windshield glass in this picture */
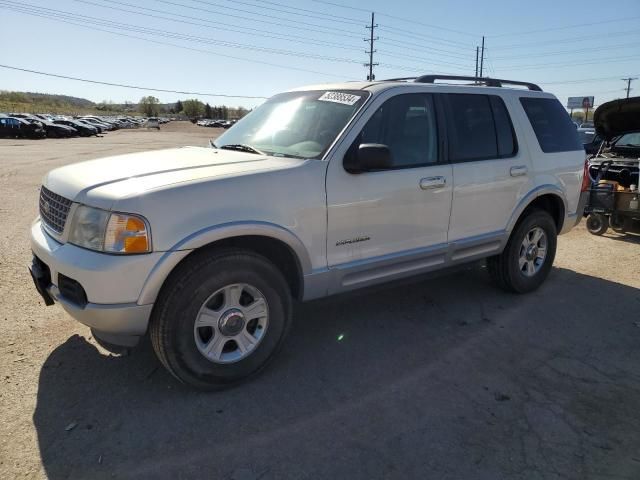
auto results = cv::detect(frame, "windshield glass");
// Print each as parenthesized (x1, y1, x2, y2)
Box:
(615, 132, 640, 146)
(213, 90, 369, 159)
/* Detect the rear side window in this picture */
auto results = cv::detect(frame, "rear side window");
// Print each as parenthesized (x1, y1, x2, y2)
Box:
(520, 97, 582, 153)
(445, 94, 518, 162)
(490, 96, 517, 157)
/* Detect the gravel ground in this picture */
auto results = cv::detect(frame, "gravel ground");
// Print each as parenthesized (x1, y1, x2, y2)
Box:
(1, 122, 639, 479)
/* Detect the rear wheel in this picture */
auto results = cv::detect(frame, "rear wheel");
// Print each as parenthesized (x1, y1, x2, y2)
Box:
(150, 249, 292, 390)
(586, 213, 609, 235)
(487, 210, 557, 293)
(609, 213, 627, 233)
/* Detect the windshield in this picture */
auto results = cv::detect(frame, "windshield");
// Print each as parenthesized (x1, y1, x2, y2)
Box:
(213, 90, 369, 159)
(615, 132, 640, 147)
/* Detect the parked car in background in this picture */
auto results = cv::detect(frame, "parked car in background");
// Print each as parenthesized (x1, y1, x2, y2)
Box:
(577, 127, 596, 148)
(580, 122, 594, 128)
(76, 119, 103, 134)
(0, 117, 46, 139)
(80, 117, 113, 131)
(25, 118, 78, 138)
(53, 119, 97, 136)
(144, 117, 160, 129)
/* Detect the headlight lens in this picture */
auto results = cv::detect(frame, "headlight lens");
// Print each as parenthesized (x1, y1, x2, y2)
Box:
(68, 206, 151, 254)
(68, 206, 109, 251)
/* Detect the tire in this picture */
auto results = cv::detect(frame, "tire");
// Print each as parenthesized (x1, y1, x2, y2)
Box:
(609, 213, 626, 233)
(586, 213, 609, 235)
(150, 249, 292, 390)
(487, 209, 557, 293)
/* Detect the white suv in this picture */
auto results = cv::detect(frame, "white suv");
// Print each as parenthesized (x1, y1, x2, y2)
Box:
(30, 76, 586, 389)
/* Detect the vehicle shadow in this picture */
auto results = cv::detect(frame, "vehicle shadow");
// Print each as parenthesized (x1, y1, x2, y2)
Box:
(605, 229, 640, 244)
(33, 266, 640, 480)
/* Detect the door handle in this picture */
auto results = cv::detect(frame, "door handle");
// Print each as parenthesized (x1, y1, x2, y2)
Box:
(510, 166, 528, 177)
(420, 176, 446, 190)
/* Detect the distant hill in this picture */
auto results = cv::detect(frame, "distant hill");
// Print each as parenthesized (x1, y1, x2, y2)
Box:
(0, 91, 248, 118)
(21, 91, 94, 108)
(0, 90, 124, 115)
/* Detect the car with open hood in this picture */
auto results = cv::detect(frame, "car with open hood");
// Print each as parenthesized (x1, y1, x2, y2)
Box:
(587, 96, 640, 188)
(583, 96, 640, 235)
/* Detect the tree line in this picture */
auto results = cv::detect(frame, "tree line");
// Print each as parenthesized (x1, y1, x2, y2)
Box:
(138, 96, 250, 120)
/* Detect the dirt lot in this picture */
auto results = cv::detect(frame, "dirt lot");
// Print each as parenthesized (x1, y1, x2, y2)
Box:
(1, 122, 639, 479)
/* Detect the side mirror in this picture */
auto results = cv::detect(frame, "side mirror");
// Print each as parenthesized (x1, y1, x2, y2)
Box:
(357, 143, 393, 171)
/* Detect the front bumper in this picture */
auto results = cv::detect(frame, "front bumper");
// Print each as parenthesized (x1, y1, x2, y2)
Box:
(30, 219, 165, 344)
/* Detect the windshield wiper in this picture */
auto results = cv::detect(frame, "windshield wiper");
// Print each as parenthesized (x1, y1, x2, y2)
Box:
(219, 144, 265, 155)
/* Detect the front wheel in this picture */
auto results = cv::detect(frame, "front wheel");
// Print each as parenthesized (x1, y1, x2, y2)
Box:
(487, 210, 557, 293)
(150, 249, 292, 390)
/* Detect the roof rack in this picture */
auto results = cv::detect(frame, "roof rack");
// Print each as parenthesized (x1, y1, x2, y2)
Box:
(413, 75, 542, 91)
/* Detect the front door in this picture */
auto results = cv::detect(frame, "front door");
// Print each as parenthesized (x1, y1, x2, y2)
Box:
(325, 92, 453, 290)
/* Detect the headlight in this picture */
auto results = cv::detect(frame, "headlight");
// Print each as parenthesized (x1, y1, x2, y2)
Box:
(68, 206, 151, 254)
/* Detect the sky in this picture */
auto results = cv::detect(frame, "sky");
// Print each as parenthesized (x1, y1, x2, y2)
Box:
(1, 0, 639, 110)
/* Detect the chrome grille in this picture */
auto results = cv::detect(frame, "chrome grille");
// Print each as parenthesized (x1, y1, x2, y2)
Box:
(39, 186, 72, 234)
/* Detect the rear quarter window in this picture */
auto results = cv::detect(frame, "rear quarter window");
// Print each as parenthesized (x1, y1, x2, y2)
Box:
(520, 97, 582, 153)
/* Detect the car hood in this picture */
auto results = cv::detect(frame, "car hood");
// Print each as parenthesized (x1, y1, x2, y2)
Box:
(43, 146, 305, 210)
(594, 96, 640, 140)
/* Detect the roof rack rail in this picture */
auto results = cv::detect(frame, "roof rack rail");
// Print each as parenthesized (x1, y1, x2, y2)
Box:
(413, 75, 542, 91)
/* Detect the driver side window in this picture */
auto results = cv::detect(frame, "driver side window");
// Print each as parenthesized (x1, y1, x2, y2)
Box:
(350, 93, 439, 170)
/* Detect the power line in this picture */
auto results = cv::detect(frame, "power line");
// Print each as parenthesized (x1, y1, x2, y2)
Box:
(0, 64, 268, 99)
(232, 0, 364, 24)
(376, 39, 472, 60)
(489, 41, 640, 60)
(211, 0, 364, 26)
(166, 0, 359, 36)
(489, 14, 640, 38)
(1, 3, 364, 65)
(310, 0, 479, 38)
(377, 25, 474, 49)
(3, 3, 449, 79)
(494, 54, 640, 70)
(0, 7, 350, 79)
(489, 29, 640, 50)
(540, 75, 640, 86)
(375, 51, 472, 70)
(72, 0, 362, 51)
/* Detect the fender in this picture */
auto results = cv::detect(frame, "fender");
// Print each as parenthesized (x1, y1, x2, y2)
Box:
(505, 184, 568, 234)
(137, 221, 312, 305)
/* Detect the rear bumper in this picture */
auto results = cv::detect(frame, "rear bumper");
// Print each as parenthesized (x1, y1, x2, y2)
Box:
(561, 191, 589, 234)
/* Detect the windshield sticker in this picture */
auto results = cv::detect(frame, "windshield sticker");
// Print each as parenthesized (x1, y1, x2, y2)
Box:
(318, 91, 361, 106)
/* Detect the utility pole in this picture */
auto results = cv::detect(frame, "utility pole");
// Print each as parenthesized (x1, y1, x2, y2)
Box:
(475, 46, 479, 78)
(479, 36, 485, 77)
(622, 77, 637, 98)
(364, 12, 378, 81)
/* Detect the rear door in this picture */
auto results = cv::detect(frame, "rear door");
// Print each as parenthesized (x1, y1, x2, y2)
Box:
(444, 93, 529, 243)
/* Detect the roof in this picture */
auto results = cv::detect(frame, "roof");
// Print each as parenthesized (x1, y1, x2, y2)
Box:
(289, 76, 549, 97)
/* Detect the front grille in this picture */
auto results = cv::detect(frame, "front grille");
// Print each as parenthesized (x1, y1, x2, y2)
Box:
(39, 186, 72, 234)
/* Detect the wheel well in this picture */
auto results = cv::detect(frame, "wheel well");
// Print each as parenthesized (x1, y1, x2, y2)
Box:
(520, 194, 565, 231)
(190, 235, 303, 299)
